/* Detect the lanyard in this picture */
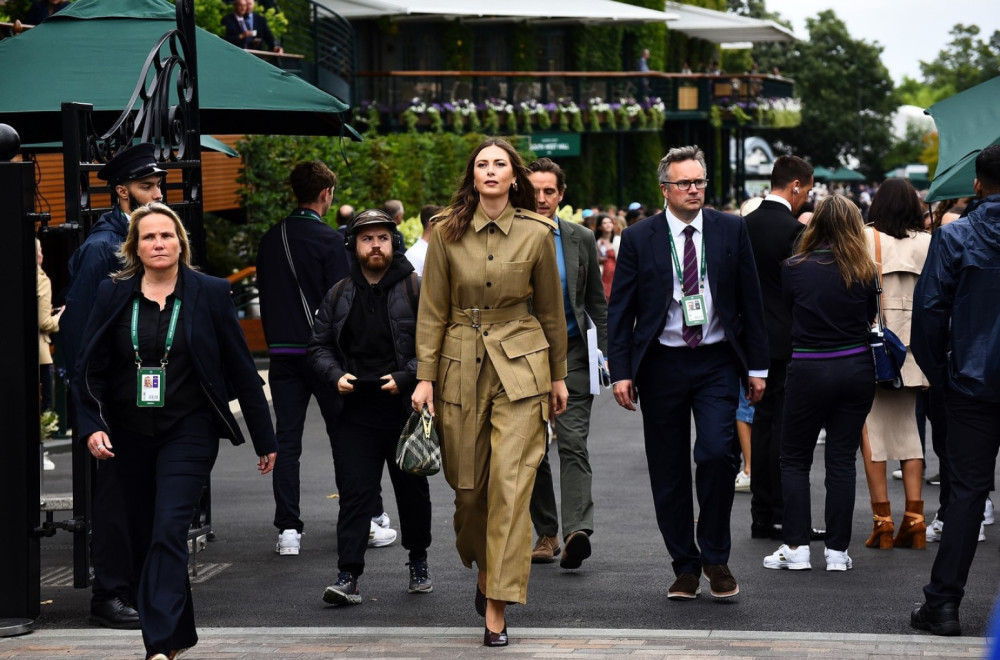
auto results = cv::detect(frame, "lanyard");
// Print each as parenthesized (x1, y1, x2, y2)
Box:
(131, 297, 181, 369)
(667, 227, 706, 297)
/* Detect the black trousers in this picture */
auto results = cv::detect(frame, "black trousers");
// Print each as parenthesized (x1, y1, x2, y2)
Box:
(636, 342, 741, 576)
(110, 409, 219, 657)
(749, 358, 788, 528)
(780, 354, 874, 550)
(923, 388, 1000, 608)
(269, 355, 378, 533)
(90, 432, 134, 607)
(924, 385, 952, 518)
(333, 414, 432, 576)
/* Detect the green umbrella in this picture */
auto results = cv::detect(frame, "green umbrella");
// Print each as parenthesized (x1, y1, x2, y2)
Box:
(0, 0, 355, 144)
(925, 75, 1000, 203)
(811, 165, 834, 180)
(830, 166, 866, 182)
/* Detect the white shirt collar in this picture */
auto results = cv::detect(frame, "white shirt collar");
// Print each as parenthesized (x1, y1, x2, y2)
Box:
(664, 207, 704, 238)
(764, 194, 792, 212)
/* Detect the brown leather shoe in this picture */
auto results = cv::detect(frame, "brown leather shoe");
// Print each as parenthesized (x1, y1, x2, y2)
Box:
(667, 572, 701, 600)
(703, 563, 739, 599)
(531, 535, 561, 563)
(559, 530, 592, 569)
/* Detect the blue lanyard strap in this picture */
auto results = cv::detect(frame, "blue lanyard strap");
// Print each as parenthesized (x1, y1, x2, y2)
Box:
(131, 297, 182, 368)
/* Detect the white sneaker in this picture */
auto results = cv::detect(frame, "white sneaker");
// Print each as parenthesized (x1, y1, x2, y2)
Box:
(763, 544, 811, 570)
(824, 547, 853, 572)
(369, 520, 397, 547)
(816, 428, 826, 445)
(734, 470, 751, 492)
(372, 512, 391, 529)
(276, 529, 301, 555)
(42, 451, 56, 471)
(979, 522, 987, 542)
(926, 515, 944, 543)
(891, 469, 903, 480)
(985, 498, 995, 526)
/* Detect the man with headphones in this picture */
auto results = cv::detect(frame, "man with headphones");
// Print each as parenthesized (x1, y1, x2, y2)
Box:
(308, 209, 433, 604)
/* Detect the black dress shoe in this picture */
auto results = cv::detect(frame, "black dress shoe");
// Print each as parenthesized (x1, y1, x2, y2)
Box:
(89, 596, 140, 630)
(911, 601, 961, 636)
(751, 523, 782, 540)
(475, 585, 486, 617)
(560, 531, 592, 569)
(483, 622, 508, 647)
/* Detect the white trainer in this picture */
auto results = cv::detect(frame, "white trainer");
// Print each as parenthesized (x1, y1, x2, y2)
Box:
(985, 498, 995, 526)
(372, 512, 391, 529)
(369, 520, 397, 547)
(891, 469, 903, 480)
(734, 470, 751, 492)
(763, 544, 811, 570)
(979, 522, 987, 542)
(926, 515, 943, 543)
(824, 547, 853, 572)
(43, 451, 56, 471)
(276, 529, 301, 555)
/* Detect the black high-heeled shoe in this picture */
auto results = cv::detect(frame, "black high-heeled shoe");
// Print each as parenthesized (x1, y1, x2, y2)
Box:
(475, 585, 486, 617)
(483, 622, 508, 647)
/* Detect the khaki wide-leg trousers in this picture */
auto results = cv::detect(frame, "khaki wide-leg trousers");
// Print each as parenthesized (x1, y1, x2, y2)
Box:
(438, 357, 548, 604)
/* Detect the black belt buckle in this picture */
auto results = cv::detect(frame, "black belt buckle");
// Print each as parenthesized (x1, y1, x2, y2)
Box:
(469, 308, 481, 329)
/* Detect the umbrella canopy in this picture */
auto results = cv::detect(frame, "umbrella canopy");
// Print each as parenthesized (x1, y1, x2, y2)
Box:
(0, 0, 354, 144)
(811, 165, 834, 180)
(925, 75, 1000, 202)
(829, 166, 866, 182)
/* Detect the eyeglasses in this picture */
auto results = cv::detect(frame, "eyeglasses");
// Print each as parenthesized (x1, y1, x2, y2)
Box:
(663, 179, 710, 190)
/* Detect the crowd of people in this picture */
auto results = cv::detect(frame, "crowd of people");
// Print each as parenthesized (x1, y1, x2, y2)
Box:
(46, 137, 1000, 657)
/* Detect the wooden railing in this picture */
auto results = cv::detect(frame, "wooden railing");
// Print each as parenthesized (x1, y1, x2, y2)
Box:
(354, 70, 794, 119)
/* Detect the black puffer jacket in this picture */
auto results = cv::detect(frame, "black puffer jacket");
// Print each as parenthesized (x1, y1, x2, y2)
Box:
(307, 255, 419, 415)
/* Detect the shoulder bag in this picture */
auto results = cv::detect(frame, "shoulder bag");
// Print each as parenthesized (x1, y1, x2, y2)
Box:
(869, 229, 907, 390)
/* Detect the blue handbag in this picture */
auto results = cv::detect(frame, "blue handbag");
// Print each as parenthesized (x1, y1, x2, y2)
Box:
(869, 230, 907, 390)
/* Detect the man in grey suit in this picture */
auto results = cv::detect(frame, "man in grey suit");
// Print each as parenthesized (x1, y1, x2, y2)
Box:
(527, 158, 609, 569)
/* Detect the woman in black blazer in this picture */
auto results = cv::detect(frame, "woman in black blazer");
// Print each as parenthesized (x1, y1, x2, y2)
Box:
(74, 203, 277, 660)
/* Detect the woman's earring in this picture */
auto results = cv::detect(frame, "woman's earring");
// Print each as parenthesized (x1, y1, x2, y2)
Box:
(512, 181, 518, 191)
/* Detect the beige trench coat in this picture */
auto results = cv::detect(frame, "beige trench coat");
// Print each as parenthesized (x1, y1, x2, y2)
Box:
(416, 204, 568, 489)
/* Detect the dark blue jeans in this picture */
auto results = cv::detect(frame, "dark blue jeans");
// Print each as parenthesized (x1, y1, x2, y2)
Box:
(780, 354, 874, 551)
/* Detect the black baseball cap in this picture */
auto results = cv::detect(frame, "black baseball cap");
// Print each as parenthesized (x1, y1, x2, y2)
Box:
(97, 143, 166, 185)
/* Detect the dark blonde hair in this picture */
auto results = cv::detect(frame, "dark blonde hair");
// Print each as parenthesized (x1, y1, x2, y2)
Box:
(113, 202, 193, 281)
(439, 137, 536, 242)
(789, 194, 875, 287)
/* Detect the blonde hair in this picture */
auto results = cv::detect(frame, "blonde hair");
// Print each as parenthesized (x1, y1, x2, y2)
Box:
(113, 202, 193, 281)
(790, 194, 876, 286)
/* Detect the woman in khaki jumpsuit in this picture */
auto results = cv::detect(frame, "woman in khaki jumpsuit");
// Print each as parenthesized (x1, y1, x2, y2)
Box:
(412, 138, 568, 647)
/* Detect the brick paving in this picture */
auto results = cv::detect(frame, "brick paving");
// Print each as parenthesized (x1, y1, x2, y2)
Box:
(0, 627, 988, 659)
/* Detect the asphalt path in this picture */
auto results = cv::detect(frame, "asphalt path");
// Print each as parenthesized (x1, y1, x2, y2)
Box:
(36, 387, 1000, 637)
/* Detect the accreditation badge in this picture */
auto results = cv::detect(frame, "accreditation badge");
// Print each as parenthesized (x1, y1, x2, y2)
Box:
(681, 294, 707, 327)
(137, 367, 166, 407)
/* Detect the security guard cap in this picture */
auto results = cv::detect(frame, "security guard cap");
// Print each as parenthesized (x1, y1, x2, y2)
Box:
(97, 143, 166, 185)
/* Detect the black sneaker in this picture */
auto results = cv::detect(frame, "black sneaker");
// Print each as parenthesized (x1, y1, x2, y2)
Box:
(408, 559, 434, 594)
(323, 571, 361, 605)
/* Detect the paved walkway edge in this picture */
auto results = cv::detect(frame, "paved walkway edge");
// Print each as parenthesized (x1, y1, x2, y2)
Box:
(18, 626, 989, 646)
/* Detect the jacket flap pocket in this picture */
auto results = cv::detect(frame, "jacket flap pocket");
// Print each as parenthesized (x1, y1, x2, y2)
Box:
(441, 332, 462, 360)
(500, 328, 550, 359)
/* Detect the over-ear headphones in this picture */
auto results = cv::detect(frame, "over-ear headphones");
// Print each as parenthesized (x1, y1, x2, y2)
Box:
(344, 209, 405, 254)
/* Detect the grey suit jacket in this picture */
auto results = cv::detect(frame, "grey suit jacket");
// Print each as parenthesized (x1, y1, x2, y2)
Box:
(559, 218, 608, 355)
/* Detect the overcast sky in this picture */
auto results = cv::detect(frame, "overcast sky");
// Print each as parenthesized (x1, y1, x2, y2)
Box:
(762, 0, 1000, 84)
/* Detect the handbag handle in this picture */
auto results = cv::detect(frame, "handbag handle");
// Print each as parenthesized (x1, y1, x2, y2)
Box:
(871, 227, 887, 331)
(420, 404, 433, 438)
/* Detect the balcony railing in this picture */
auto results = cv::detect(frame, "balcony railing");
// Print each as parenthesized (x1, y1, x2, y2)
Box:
(355, 70, 795, 131)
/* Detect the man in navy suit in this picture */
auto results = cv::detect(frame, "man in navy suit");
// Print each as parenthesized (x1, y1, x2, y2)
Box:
(608, 145, 768, 601)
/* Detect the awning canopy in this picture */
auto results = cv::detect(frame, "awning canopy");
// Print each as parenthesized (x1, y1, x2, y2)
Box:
(316, 0, 679, 24)
(0, 0, 355, 145)
(663, 1, 796, 44)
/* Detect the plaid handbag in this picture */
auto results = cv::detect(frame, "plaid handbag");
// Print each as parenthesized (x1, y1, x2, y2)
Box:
(395, 404, 441, 476)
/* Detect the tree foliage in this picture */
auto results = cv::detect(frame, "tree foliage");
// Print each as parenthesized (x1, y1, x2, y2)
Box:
(752, 10, 895, 175)
(920, 24, 1000, 97)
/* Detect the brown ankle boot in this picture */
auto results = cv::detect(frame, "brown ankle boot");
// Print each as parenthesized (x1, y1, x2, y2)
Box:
(865, 501, 895, 549)
(894, 500, 926, 549)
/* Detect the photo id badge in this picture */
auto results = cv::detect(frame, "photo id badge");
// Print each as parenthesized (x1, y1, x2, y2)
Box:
(137, 367, 166, 407)
(681, 294, 707, 327)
